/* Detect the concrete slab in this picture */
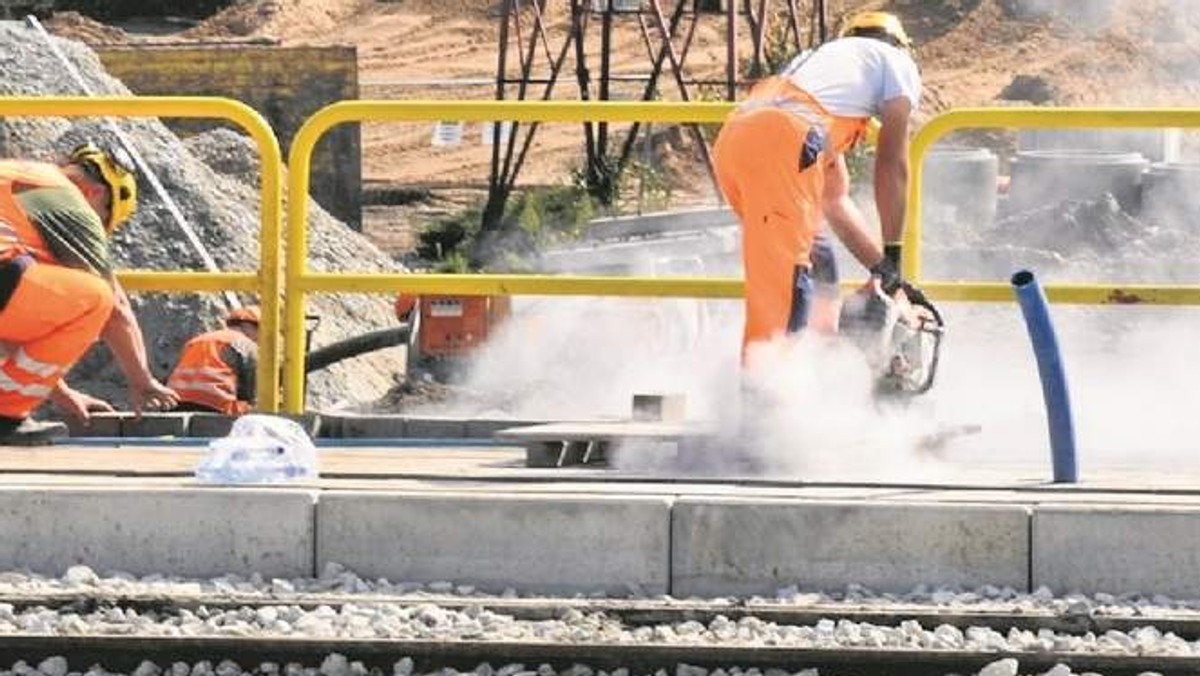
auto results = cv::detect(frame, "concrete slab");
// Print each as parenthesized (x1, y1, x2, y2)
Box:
(672, 498, 1030, 597)
(1033, 505, 1200, 597)
(466, 418, 545, 438)
(0, 487, 315, 578)
(317, 491, 671, 595)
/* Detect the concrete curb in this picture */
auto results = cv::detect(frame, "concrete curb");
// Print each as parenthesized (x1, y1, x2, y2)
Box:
(316, 491, 672, 595)
(0, 487, 315, 578)
(3, 485, 1196, 598)
(672, 498, 1031, 597)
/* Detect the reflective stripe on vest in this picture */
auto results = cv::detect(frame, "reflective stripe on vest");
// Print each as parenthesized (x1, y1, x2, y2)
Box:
(0, 370, 52, 398)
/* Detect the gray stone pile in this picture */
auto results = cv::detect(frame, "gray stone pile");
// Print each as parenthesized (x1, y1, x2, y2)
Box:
(924, 192, 1200, 286)
(0, 21, 404, 410)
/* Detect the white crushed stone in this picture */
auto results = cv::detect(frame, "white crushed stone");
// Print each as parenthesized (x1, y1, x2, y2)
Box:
(0, 596, 1195, 659)
(0, 657, 1175, 676)
(7, 566, 1200, 624)
(0, 567, 1190, 673)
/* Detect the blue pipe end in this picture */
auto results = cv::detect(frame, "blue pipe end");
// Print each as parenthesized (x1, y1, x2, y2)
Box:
(1010, 269, 1078, 484)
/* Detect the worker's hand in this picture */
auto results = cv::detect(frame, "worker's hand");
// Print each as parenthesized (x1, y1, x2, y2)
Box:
(868, 257, 903, 297)
(128, 376, 179, 416)
(50, 384, 115, 425)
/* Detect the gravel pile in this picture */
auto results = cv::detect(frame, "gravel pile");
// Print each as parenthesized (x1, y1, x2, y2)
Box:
(0, 21, 404, 410)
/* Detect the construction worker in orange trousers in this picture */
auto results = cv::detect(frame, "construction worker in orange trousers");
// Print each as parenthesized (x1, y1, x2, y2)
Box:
(0, 142, 179, 445)
(167, 305, 259, 416)
(713, 11, 928, 362)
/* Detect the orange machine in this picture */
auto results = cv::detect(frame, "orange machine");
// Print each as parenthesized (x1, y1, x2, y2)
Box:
(394, 294, 512, 358)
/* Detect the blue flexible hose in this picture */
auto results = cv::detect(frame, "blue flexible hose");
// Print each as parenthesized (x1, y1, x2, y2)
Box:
(1011, 270, 1078, 483)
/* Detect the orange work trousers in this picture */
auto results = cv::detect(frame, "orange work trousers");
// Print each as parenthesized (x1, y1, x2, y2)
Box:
(0, 261, 114, 419)
(713, 107, 826, 358)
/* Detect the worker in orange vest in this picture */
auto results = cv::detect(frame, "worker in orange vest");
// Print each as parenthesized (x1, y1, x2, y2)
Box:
(0, 142, 179, 445)
(713, 11, 929, 362)
(167, 305, 259, 416)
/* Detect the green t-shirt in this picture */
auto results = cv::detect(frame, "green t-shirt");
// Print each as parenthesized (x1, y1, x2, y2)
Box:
(14, 184, 113, 279)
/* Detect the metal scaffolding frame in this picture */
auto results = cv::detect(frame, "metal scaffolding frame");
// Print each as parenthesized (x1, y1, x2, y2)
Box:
(481, 0, 827, 229)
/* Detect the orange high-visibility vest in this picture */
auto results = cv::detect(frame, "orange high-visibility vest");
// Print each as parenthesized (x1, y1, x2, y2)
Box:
(167, 329, 254, 416)
(0, 162, 77, 266)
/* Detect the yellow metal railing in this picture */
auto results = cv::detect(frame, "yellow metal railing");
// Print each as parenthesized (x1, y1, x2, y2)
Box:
(284, 100, 738, 412)
(1, 97, 284, 411)
(905, 107, 1200, 305)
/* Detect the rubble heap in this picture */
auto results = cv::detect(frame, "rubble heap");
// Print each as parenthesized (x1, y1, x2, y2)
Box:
(0, 21, 404, 411)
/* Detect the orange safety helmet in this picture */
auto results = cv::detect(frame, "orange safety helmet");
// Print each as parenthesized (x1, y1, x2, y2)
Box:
(69, 142, 138, 233)
(225, 305, 261, 327)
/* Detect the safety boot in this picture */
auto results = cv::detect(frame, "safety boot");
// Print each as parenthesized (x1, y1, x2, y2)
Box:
(0, 417, 68, 446)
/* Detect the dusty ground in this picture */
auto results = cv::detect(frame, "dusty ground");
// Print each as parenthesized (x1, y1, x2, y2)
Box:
(47, 0, 1200, 252)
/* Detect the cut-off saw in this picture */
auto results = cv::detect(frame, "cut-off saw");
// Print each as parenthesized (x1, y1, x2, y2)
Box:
(838, 280, 945, 400)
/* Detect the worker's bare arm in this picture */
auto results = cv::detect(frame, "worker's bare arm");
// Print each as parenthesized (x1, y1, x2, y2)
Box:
(99, 280, 178, 413)
(822, 151, 884, 269)
(874, 96, 912, 246)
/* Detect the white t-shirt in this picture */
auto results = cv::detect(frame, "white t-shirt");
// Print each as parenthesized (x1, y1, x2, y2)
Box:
(780, 37, 921, 118)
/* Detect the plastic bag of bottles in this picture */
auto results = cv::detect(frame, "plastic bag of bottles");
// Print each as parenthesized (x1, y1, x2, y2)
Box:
(195, 414, 319, 484)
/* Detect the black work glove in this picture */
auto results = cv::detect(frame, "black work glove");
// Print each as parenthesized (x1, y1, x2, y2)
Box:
(869, 243, 905, 296)
(869, 256, 903, 297)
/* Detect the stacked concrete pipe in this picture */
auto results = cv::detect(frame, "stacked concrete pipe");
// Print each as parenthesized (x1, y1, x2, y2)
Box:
(921, 146, 1000, 243)
(1142, 162, 1200, 232)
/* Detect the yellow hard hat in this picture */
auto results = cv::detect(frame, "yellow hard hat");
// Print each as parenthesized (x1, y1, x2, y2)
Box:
(840, 11, 912, 49)
(226, 305, 261, 327)
(69, 142, 137, 233)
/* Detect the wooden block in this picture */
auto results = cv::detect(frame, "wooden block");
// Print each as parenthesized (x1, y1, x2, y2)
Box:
(632, 393, 686, 423)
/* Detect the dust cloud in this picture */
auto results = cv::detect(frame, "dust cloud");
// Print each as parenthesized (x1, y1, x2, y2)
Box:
(411, 0, 1200, 482)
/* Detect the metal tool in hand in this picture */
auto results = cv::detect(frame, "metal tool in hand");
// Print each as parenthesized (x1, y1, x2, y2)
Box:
(839, 281, 945, 399)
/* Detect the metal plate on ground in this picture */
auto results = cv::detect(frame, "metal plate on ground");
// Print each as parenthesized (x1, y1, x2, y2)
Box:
(495, 421, 719, 468)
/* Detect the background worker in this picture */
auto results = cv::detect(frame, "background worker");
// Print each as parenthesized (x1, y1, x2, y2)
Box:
(712, 11, 926, 358)
(0, 142, 179, 445)
(167, 306, 259, 416)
